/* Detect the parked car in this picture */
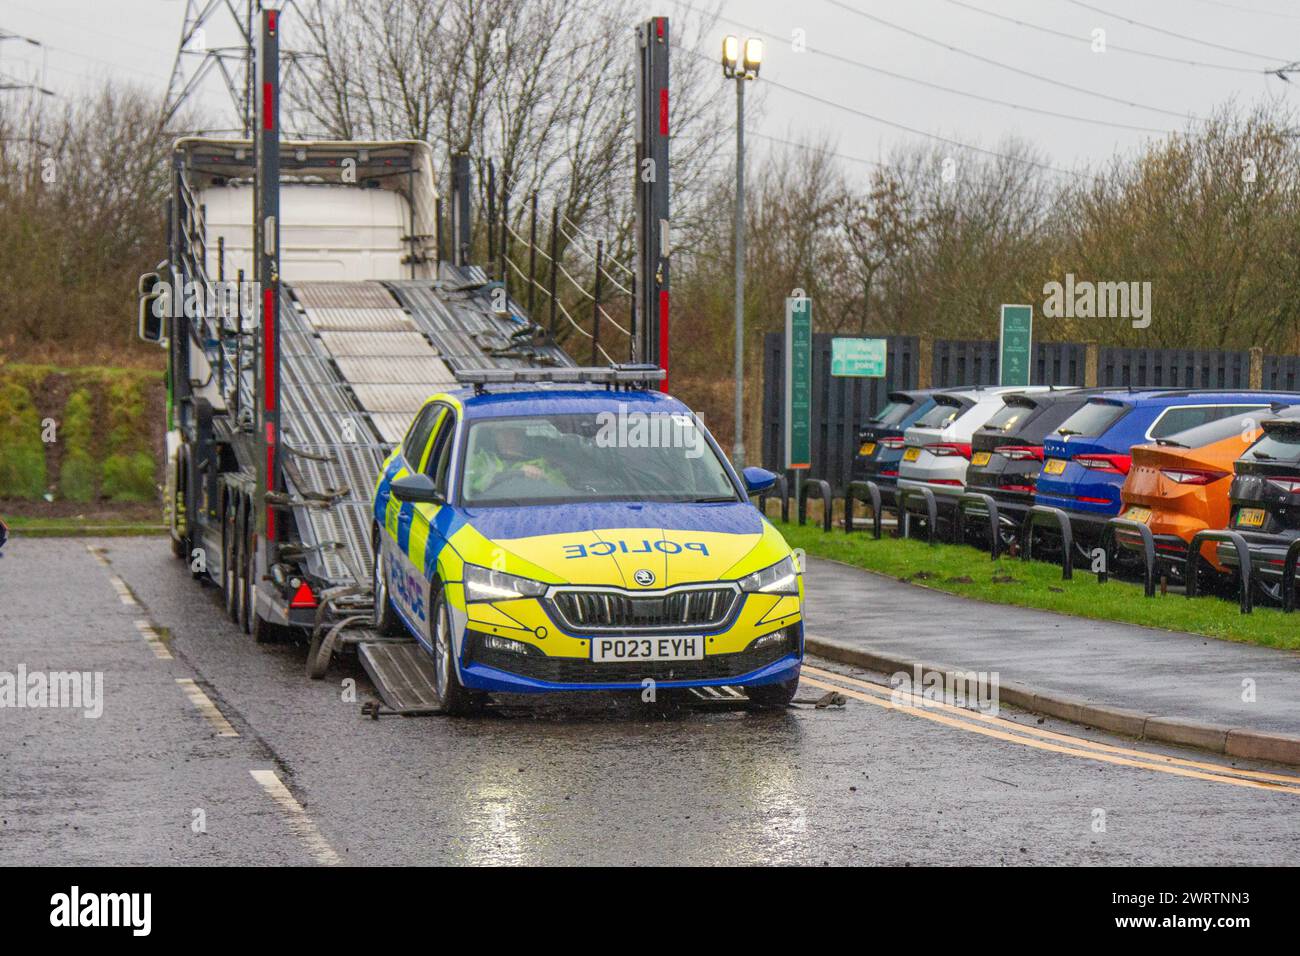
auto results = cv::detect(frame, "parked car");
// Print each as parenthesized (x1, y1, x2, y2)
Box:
(850, 388, 951, 504)
(963, 387, 1101, 543)
(1218, 412, 1300, 602)
(1036, 390, 1300, 550)
(898, 385, 1053, 514)
(1115, 405, 1300, 582)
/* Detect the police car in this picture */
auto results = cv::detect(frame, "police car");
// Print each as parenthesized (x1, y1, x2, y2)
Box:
(371, 367, 804, 714)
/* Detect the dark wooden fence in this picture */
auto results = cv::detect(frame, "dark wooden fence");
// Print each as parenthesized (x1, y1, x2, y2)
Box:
(763, 334, 1286, 492)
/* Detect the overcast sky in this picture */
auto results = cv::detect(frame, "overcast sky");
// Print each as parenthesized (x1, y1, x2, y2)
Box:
(2, 0, 1297, 180)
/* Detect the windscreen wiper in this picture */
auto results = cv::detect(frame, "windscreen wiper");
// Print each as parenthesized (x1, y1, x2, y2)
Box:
(1155, 438, 1187, 447)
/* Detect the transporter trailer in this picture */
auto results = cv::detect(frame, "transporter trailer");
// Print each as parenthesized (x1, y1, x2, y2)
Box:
(137, 8, 673, 711)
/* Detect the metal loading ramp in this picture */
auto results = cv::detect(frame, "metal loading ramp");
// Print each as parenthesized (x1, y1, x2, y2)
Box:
(386, 262, 573, 374)
(275, 273, 575, 705)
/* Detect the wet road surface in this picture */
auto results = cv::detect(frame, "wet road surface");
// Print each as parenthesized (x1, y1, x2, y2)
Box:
(2, 536, 1299, 865)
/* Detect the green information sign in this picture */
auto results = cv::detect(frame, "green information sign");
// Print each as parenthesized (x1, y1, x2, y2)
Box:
(785, 297, 812, 470)
(999, 304, 1033, 387)
(831, 337, 887, 377)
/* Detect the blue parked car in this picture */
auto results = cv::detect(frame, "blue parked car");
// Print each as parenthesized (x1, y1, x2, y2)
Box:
(850, 388, 962, 504)
(1036, 390, 1300, 545)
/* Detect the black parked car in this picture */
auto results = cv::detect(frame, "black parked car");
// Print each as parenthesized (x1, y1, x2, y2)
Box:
(851, 388, 961, 505)
(1219, 415, 1300, 602)
(963, 388, 1102, 543)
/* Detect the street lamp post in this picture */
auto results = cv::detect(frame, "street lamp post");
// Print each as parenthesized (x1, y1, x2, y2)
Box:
(722, 35, 762, 472)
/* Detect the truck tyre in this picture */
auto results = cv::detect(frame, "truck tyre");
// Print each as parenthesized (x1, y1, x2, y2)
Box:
(223, 494, 239, 620)
(237, 497, 252, 634)
(428, 587, 485, 716)
(246, 513, 286, 644)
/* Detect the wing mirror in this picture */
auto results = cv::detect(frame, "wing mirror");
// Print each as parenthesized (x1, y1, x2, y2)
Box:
(138, 271, 166, 345)
(742, 466, 777, 496)
(390, 473, 445, 504)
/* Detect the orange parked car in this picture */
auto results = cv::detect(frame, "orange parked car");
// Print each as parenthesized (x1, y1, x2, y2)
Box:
(1116, 406, 1300, 578)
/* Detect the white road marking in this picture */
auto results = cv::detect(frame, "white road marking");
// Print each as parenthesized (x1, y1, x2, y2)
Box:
(133, 619, 173, 660)
(249, 770, 342, 866)
(84, 544, 110, 566)
(108, 575, 138, 606)
(175, 678, 238, 737)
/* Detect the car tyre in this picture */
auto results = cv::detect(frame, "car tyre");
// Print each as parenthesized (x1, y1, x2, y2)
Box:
(428, 586, 485, 716)
(744, 674, 800, 710)
(372, 529, 403, 636)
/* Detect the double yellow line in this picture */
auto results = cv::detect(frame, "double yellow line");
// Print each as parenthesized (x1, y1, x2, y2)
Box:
(800, 663, 1300, 795)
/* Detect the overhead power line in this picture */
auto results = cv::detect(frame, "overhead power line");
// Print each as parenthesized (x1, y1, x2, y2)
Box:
(1185, 0, 1300, 20)
(1061, 0, 1292, 61)
(822, 0, 1196, 121)
(943, 0, 1275, 74)
(671, 0, 1170, 134)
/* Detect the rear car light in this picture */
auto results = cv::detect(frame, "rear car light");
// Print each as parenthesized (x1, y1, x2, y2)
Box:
(1073, 453, 1131, 475)
(880, 469, 899, 477)
(999, 483, 1035, 493)
(878, 437, 905, 449)
(1160, 468, 1228, 486)
(1266, 476, 1300, 494)
(994, 445, 1044, 461)
(925, 442, 972, 459)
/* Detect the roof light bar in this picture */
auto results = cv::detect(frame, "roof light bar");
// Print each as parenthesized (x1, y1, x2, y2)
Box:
(457, 365, 667, 390)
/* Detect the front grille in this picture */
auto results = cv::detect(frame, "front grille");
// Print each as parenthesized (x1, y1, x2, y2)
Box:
(465, 628, 797, 684)
(549, 585, 738, 633)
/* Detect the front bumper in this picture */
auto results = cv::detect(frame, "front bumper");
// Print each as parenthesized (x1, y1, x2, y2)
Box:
(451, 584, 805, 693)
(459, 625, 804, 692)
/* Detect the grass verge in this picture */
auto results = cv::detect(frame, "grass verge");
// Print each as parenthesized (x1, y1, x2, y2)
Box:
(5, 515, 167, 538)
(773, 520, 1300, 652)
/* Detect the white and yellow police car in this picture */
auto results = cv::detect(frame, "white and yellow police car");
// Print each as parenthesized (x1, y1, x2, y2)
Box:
(371, 367, 803, 714)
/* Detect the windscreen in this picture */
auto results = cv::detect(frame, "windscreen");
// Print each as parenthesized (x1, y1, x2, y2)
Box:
(1056, 400, 1127, 438)
(914, 400, 965, 430)
(1246, 425, 1300, 463)
(981, 400, 1036, 434)
(868, 396, 915, 426)
(461, 413, 739, 506)
(1159, 408, 1293, 448)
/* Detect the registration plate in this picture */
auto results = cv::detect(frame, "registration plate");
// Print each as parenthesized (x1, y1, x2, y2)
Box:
(590, 635, 704, 663)
(902, 447, 921, 462)
(1124, 506, 1152, 524)
(970, 451, 991, 466)
(1237, 507, 1266, 528)
(859, 442, 876, 457)
(1043, 458, 1067, 475)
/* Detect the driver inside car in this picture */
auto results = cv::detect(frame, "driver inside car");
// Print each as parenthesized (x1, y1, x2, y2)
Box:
(465, 422, 568, 498)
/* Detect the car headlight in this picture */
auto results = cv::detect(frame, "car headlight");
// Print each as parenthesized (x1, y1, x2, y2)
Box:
(738, 556, 800, 595)
(462, 563, 548, 602)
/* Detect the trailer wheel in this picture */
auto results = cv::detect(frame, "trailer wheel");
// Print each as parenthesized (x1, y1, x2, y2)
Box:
(428, 587, 485, 716)
(237, 496, 252, 634)
(171, 456, 188, 559)
(371, 528, 402, 636)
(245, 514, 286, 644)
(222, 494, 239, 621)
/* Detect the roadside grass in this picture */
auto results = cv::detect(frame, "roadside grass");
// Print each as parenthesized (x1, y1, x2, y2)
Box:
(5, 515, 167, 538)
(772, 519, 1300, 652)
